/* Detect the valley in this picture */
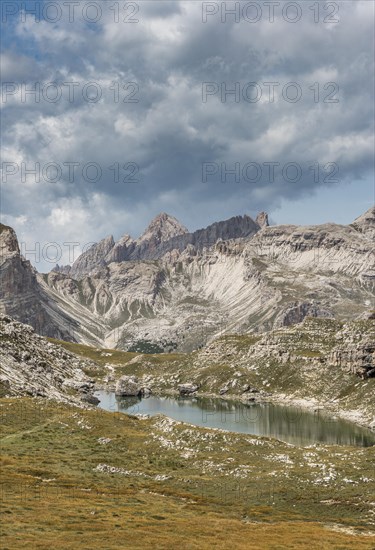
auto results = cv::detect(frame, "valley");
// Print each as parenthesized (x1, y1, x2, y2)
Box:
(1, 208, 374, 548)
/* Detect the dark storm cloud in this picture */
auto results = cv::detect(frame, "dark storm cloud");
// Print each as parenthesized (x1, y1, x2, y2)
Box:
(1, 1, 374, 269)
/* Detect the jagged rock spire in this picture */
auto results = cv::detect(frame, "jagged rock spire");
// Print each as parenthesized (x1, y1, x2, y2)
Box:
(138, 213, 188, 243)
(256, 212, 269, 228)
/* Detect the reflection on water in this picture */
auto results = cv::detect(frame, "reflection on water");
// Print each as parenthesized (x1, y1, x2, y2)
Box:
(96, 391, 375, 447)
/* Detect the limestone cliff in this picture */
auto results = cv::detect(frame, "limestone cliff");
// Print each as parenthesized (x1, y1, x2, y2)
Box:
(1, 208, 374, 352)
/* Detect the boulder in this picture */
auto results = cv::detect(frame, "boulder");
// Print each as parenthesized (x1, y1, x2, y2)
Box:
(178, 383, 199, 396)
(115, 376, 142, 397)
(82, 394, 100, 405)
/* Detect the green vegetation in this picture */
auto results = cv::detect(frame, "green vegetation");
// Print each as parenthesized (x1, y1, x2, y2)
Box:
(3, 318, 375, 547)
(128, 339, 178, 354)
(128, 340, 165, 354)
(1, 398, 374, 549)
(47, 338, 137, 367)
(49, 318, 375, 422)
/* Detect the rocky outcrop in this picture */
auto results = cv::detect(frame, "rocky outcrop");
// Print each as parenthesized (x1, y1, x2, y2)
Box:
(0, 315, 99, 403)
(256, 211, 269, 228)
(329, 321, 375, 379)
(274, 301, 333, 328)
(115, 375, 151, 397)
(178, 383, 199, 396)
(69, 235, 115, 280)
(0, 224, 76, 341)
(0, 224, 43, 322)
(105, 234, 135, 264)
(352, 206, 375, 241)
(330, 344, 375, 379)
(0, 224, 106, 345)
(137, 212, 188, 244)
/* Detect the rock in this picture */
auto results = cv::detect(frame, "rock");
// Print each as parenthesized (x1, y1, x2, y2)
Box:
(352, 206, 375, 241)
(135, 212, 188, 250)
(1, 207, 374, 354)
(0, 314, 97, 404)
(52, 264, 72, 275)
(115, 376, 143, 397)
(141, 387, 152, 397)
(275, 301, 333, 328)
(65, 213, 260, 275)
(105, 234, 135, 264)
(0, 224, 75, 341)
(329, 340, 375, 379)
(82, 394, 100, 405)
(178, 383, 199, 396)
(0, 376, 10, 388)
(70, 235, 115, 280)
(219, 386, 229, 395)
(256, 211, 269, 228)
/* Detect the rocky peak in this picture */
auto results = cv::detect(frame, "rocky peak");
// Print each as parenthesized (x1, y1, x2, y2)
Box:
(52, 264, 72, 275)
(0, 225, 76, 340)
(105, 234, 135, 264)
(0, 223, 20, 259)
(69, 235, 115, 279)
(138, 213, 188, 244)
(124, 214, 259, 261)
(256, 212, 269, 228)
(352, 206, 375, 240)
(98, 235, 115, 251)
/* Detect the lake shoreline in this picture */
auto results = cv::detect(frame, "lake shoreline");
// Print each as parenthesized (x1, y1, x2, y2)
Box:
(181, 389, 375, 432)
(95, 384, 375, 442)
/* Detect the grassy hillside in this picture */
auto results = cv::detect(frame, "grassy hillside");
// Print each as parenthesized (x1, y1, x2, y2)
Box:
(1, 398, 374, 549)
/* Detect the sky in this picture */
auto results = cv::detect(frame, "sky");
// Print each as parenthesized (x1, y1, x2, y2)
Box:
(1, 0, 374, 271)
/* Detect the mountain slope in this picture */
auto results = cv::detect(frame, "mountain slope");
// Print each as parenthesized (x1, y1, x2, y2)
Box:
(0, 314, 99, 403)
(1, 208, 374, 351)
(0, 224, 107, 345)
(45, 209, 374, 351)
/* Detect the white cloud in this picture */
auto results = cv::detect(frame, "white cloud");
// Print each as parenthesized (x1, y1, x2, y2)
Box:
(2, 0, 374, 269)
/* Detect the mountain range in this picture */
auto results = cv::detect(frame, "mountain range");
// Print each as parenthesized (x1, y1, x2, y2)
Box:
(1, 207, 374, 352)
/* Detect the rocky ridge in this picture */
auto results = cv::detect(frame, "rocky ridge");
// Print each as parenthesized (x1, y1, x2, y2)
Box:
(0, 315, 99, 404)
(1, 207, 374, 352)
(60, 212, 261, 279)
(0, 224, 81, 342)
(352, 206, 375, 241)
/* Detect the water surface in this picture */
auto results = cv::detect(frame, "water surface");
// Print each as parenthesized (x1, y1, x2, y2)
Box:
(96, 391, 375, 447)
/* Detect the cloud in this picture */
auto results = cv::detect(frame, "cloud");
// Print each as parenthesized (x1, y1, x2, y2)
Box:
(1, 0, 374, 270)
